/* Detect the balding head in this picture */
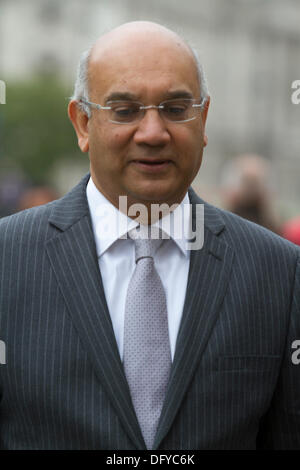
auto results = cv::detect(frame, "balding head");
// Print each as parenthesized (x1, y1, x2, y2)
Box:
(89, 21, 195, 66)
(71, 21, 208, 116)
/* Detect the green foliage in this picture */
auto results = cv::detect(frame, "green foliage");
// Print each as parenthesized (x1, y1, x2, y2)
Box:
(0, 77, 82, 184)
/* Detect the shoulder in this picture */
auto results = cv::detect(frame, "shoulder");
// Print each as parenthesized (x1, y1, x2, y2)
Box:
(187, 184, 300, 269)
(205, 202, 300, 272)
(0, 173, 90, 244)
(0, 202, 57, 254)
(0, 199, 56, 232)
(218, 204, 297, 250)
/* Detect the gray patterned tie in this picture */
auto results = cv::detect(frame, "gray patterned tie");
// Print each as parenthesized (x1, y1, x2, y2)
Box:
(123, 228, 171, 449)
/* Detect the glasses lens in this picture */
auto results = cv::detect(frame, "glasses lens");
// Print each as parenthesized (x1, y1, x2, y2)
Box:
(161, 99, 194, 122)
(108, 101, 142, 123)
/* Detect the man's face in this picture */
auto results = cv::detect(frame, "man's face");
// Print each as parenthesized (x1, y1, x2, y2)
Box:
(77, 30, 209, 209)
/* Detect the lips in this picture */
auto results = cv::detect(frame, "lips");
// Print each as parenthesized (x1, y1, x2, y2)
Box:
(131, 159, 172, 173)
(137, 160, 170, 165)
(133, 158, 171, 164)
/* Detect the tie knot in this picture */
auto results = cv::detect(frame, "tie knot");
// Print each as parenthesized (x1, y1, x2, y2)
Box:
(128, 227, 163, 263)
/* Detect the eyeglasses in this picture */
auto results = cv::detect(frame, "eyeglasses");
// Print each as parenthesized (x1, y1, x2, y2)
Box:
(79, 97, 206, 124)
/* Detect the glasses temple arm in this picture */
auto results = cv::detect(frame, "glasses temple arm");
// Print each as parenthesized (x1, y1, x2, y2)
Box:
(78, 99, 111, 110)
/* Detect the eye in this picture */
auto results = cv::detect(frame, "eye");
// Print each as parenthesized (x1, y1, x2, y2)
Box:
(109, 101, 141, 121)
(163, 100, 189, 118)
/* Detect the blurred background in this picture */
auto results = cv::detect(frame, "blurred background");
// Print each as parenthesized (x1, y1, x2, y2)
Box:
(0, 0, 299, 241)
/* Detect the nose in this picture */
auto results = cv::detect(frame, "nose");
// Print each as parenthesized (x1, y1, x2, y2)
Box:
(133, 108, 171, 147)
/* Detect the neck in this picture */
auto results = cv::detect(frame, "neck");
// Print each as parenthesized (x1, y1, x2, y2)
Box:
(90, 175, 186, 225)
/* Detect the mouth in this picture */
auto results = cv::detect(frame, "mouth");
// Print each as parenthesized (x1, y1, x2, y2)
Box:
(131, 159, 173, 172)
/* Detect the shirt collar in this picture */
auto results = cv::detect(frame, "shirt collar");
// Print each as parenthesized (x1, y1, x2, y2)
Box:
(86, 177, 190, 258)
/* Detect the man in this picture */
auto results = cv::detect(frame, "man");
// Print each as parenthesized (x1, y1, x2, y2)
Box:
(0, 21, 299, 450)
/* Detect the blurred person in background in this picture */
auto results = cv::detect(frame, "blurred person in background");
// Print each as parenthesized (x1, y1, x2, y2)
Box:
(17, 186, 59, 211)
(0, 173, 58, 216)
(0, 172, 29, 217)
(220, 153, 281, 234)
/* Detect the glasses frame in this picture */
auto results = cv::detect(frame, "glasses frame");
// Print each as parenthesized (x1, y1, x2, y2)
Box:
(78, 97, 206, 124)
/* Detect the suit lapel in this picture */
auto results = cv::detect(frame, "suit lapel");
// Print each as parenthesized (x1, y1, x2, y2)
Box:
(46, 175, 145, 450)
(153, 189, 235, 449)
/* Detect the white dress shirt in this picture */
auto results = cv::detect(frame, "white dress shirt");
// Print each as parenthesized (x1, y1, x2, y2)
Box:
(86, 177, 190, 361)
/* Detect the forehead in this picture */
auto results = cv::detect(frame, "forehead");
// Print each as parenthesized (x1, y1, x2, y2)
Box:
(88, 32, 200, 101)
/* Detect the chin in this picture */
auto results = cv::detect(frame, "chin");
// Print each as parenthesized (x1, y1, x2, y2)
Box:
(131, 182, 178, 202)
(135, 188, 173, 203)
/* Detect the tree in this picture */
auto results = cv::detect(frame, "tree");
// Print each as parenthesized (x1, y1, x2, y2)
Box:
(1, 77, 82, 184)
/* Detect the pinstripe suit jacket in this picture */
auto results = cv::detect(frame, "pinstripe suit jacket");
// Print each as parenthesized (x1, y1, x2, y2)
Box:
(0, 173, 300, 450)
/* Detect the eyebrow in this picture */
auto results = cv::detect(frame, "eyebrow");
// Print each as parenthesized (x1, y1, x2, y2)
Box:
(163, 90, 194, 100)
(105, 92, 138, 102)
(104, 89, 194, 103)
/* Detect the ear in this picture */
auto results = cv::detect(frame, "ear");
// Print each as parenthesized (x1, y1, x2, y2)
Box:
(201, 96, 210, 147)
(68, 100, 89, 153)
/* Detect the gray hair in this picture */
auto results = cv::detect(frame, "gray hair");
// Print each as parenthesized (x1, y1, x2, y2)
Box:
(70, 44, 209, 119)
(191, 46, 209, 100)
(71, 46, 93, 117)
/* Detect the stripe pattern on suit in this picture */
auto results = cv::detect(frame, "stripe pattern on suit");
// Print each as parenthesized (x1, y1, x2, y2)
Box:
(0, 173, 299, 449)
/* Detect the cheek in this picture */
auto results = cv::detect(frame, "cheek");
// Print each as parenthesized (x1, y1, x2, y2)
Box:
(174, 127, 202, 158)
(89, 128, 133, 173)
(96, 128, 132, 155)
(177, 131, 204, 178)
